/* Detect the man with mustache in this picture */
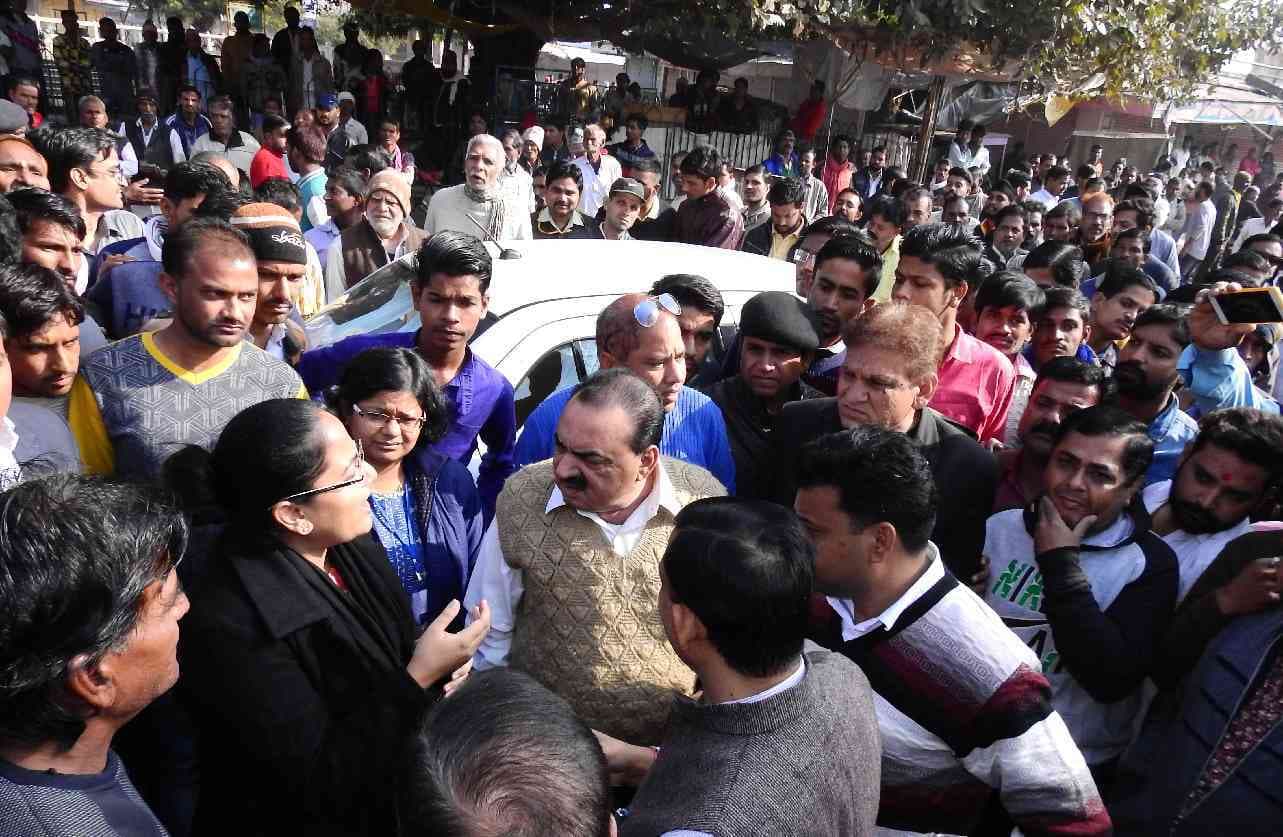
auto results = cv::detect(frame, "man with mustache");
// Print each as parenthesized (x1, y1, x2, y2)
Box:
(464, 368, 726, 745)
(231, 203, 309, 361)
(1143, 408, 1283, 602)
(514, 292, 736, 493)
(773, 302, 997, 584)
(983, 405, 1179, 782)
(0, 261, 88, 421)
(68, 219, 306, 479)
(1113, 304, 1200, 485)
(704, 291, 824, 501)
(994, 357, 1108, 512)
(425, 133, 532, 240)
(325, 169, 425, 291)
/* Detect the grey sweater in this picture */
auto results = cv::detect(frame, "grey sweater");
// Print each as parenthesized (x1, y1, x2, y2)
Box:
(620, 648, 881, 837)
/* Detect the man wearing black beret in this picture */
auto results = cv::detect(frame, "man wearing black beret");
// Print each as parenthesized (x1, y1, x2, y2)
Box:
(704, 291, 825, 500)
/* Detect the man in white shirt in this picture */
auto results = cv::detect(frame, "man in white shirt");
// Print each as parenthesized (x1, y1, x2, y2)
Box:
(1144, 407, 1283, 601)
(1030, 164, 1070, 210)
(464, 368, 726, 745)
(573, 123, 622, 218)
(946, 119, 975, 169)
(336, 91, 368, 145)
(1178, 180, 1217, 281)
(496, 128, 534, 215)
(1232, 195, 1281, 252)
(793, 425, 1109, 835)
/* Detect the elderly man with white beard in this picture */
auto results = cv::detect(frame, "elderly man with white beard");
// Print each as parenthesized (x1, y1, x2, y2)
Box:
(424, 133, 533, 241)
(325, 169, 427, 293)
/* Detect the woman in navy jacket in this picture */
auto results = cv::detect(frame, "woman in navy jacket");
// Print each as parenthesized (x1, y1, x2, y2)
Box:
(333, 346, 484, 628)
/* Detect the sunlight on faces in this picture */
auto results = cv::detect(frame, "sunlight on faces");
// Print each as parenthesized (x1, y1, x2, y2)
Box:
(1032, 305, 1090, 368)
(461, 139, 500, 189)
(836, 345, 934, 433)
(552, 399, 658, 515)
(742, 172, 767, 205)
(1044, 431, 1142, 530)
(604, 192, 642, 232)
(93, 567, 189, 721)
(1090, 285, 1156, 342)
(976, 304, 1033, 358)
(254, 262, 305, 326)
(342, 389, 426, 471)
(680, 173, 715, 200)
(1018, 379, 1101, 458)
(1169, 444, 1268, 534)
(6, 312, 80, 397)
(808, 257, 873, 345)
(274, 412, 376, 545)
(75, 147, 124, 211)
(0, 141, 47, 191)
(545, 176, 580, 222)
(21, 221, 83, 288)
(834, 192, 861, 223)
(365, 191, 405, 239)
(161, 246, 259, 348)
(604, 315, 685, 411)
(794, 484, 883, 599)
(416, 273, 488, 355)
(891, 255, 964, 321)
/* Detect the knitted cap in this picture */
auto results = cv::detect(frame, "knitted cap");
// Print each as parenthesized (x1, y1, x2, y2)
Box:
(229, 202, 307, 266)
(365, 169, 411, 216)
(523, 126, 545, 148)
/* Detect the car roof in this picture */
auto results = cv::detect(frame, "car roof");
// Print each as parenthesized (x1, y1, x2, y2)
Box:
(480, 239, 795, 316)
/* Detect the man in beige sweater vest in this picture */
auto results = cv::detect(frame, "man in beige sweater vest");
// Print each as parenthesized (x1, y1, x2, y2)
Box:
(465, 368, 726, 744)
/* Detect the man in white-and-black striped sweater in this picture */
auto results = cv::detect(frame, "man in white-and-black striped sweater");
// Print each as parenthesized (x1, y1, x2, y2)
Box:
(797, 426, 1111, 837)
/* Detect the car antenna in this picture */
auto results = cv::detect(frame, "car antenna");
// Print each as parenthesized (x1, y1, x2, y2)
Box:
(466, 213, 523, 260)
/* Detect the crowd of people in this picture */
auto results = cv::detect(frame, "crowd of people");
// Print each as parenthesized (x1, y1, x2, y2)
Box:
(1, 7, 1283, 837)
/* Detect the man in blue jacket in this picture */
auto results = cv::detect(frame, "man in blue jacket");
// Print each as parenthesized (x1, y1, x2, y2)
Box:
(513, 292, 736, 493)
(297, 232, 516, 522)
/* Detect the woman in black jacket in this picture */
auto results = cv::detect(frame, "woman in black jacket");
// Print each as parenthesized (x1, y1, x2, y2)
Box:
(177, 398, 490, 837)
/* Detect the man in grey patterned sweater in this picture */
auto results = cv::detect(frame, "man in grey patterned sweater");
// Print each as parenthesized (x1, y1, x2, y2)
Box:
(599, 496, 881, 837)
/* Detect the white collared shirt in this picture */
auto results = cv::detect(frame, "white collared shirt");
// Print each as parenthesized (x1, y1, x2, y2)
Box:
(465, 463, 685, 670)
(722, 657, 806, 705)
(828, 544, 946, 641)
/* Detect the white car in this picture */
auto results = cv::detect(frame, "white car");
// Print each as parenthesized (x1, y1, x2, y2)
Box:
(305, 239, 795, 423)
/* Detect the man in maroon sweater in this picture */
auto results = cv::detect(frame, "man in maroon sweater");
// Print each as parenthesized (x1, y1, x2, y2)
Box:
(674, 145, 743, 250)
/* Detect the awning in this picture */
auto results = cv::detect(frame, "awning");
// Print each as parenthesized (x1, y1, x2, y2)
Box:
(1167, 84, 1283, 127)
(539, 42, 627, 66)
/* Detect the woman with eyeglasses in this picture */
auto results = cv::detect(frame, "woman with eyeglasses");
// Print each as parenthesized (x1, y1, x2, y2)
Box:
(175, 397, 490, 837)
(333, 347, 483, 628)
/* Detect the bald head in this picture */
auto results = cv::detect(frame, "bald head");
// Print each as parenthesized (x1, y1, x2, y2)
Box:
(595, 293, 686, 411)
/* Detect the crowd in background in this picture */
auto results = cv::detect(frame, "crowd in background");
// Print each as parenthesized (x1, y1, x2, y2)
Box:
(0, 6, 1282, 837)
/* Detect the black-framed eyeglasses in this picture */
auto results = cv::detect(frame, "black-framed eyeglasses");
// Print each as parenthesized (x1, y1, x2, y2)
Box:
(275, 440, 366, 506)
(633, 293, 681, 328)
(351, 403, 428, 431)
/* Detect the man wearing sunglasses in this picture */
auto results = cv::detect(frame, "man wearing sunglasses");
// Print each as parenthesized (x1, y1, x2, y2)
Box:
(513, 292, 736, 493)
